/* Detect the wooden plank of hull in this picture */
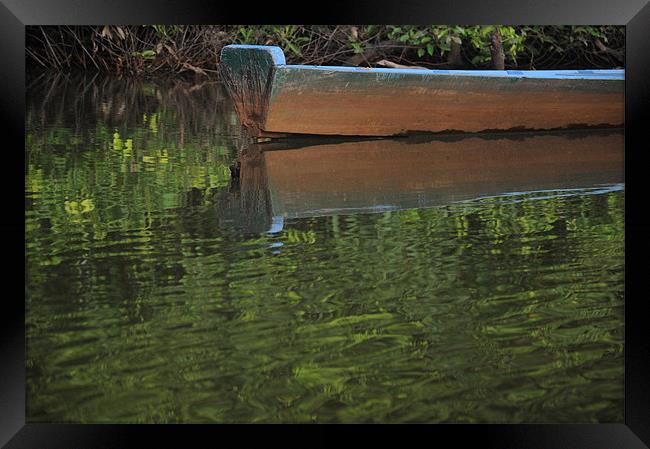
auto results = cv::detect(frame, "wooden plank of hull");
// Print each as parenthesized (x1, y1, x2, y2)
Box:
(220, 45, 624, 137)
(265, 67, 624, 136)
(261, 130, 623, 218)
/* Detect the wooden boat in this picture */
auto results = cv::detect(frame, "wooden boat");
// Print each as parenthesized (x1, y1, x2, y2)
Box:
(215, 130, 623, 233)
(219, 45, 624, 138)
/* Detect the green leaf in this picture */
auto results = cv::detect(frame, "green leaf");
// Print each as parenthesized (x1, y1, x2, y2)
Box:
(285, 41, 302, 56)
(417, 48, 425, 57)
(482, 25, 495, 35)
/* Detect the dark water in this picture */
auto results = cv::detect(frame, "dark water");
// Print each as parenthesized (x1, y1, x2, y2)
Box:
(25, 74, 624, 423)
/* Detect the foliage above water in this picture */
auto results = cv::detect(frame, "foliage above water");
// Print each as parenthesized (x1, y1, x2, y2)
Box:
(26, 25, 624, 77)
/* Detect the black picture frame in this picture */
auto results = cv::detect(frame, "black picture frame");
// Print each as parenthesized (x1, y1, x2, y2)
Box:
(3, 0, 649, 447)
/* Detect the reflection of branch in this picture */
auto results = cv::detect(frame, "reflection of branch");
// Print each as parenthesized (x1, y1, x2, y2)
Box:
(40, 72, 65, 113)
(168, 80, 220, 96)
(27, 73, 240, 147)
(186, 81, 220, 93)
(73, 72, 100, 111)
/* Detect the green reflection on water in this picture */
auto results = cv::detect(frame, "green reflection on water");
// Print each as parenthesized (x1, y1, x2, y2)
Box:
(25, 74, 624, 423)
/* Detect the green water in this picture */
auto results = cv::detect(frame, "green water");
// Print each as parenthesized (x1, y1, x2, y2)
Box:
(25, 74, 624, 423)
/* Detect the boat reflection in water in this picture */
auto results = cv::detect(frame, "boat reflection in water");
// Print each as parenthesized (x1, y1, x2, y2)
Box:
(215, 129, 623, 234)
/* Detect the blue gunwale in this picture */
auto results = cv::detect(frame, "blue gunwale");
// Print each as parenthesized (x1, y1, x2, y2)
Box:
(221, 45, 624, 80)
(282, 65, 625, 80)
(219, 45, 625, 80)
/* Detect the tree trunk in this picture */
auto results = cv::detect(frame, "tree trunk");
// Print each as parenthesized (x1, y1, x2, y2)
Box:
(447, 38, 463, 68)
(490, 29, 505, 70)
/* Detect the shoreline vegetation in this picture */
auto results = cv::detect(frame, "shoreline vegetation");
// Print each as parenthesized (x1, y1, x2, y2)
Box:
(26, 25, 624, 78)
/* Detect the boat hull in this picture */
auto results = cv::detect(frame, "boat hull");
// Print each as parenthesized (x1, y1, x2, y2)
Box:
(220, 45, 624, 137)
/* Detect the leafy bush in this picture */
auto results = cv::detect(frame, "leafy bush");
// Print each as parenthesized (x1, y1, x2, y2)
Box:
(26, 25, 624, 77)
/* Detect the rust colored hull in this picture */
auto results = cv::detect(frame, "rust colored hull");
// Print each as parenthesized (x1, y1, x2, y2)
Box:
(265, 68, 623, 136)
(220, 45, 624, 137)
